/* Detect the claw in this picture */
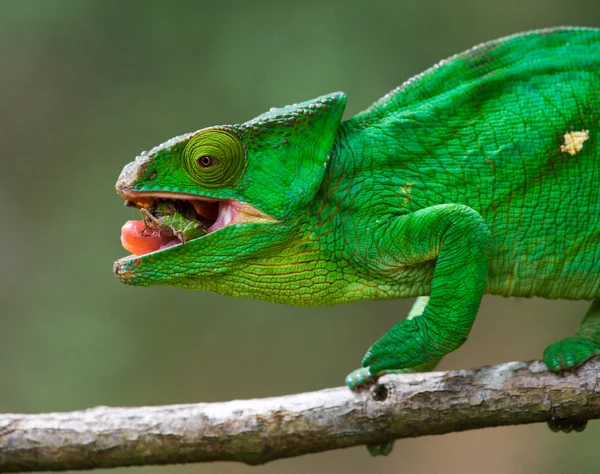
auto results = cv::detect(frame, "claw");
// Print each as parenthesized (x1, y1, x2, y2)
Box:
(547, 419, 588, 433)
(367, 441, 394, 456)
(345, 367, 375, 390)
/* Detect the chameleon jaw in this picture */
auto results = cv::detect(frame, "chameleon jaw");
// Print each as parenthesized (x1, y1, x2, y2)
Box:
(117, 191, 276, 259)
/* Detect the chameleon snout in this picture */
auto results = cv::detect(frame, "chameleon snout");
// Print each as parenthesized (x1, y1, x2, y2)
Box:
(113, 258, 134, 284)
(115, 153, 151, 196)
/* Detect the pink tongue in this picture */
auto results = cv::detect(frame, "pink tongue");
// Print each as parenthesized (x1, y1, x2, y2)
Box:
(121, 220, 177, 256)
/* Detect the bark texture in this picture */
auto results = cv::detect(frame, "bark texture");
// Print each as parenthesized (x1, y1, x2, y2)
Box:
(0, 359, 599, 472)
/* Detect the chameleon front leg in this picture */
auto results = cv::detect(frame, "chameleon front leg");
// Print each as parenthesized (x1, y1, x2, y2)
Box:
(347, 297, 444, 456)
(347, 204, 492, 388)
(543, 299, 600, 432)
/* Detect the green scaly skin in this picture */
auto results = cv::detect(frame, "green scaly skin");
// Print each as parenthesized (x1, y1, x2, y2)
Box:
(115, 27, 600, 448)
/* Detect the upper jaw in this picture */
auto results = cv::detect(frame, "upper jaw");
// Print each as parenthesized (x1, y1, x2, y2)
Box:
(119, 190, 276, 228)
(115, 160, 140, 195)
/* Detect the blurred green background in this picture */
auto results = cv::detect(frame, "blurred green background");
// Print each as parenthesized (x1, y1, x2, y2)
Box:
(1, 1, 599, 473)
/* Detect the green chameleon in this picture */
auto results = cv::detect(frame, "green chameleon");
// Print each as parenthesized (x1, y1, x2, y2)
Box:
(115, 27, 600, 448)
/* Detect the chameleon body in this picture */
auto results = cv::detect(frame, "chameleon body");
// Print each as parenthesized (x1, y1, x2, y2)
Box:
(115, 27, 600, 442)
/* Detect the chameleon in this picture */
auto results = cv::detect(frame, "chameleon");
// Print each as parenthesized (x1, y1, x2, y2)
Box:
(114, 27, 600, 446)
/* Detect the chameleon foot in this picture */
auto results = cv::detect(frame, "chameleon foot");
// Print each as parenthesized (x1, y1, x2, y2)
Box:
(548, 418, 588, 433)
(543, 336, 599, 433)
(345, 369, 395, 456)
(345, 367, 410, 389)
(362, 318, 446, 374)
(366, 441, 394, 456)
(543, 336, 600, 372)
(345, 367, 376, 390)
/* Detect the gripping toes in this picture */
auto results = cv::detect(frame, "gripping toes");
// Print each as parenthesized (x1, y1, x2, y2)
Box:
(548, 418, 588, 433)
(543, 336, 600, 372)
(362, 318, 440, 374)
(366, 442, 394, 456)
(345, 367, 374, 390)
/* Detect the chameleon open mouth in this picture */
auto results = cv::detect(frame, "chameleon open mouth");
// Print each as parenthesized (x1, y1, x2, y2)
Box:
(119, 192, 275, 258)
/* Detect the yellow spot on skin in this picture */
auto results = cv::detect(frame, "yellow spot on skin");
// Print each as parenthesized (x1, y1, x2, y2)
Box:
(560, 130, 589, 156)
(400, 181, 414, 205)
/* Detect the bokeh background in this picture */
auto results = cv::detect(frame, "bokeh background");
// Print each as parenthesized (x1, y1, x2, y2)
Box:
(1, 1, 599, 473)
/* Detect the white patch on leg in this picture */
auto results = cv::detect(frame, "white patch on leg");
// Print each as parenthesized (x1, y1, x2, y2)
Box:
(560, 130, 589, 156)
(407, 296, 429, 320)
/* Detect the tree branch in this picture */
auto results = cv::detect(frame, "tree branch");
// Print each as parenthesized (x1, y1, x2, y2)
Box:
(1, 359, 599, 472)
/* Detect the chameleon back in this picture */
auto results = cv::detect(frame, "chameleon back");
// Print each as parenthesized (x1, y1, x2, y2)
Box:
(335, 27, 600, 300)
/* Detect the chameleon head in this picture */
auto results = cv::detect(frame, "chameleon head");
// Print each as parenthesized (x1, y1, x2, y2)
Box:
(113, 92, 346, 296)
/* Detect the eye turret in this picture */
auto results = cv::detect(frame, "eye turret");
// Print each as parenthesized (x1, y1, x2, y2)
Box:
(183, 128, 245, 188)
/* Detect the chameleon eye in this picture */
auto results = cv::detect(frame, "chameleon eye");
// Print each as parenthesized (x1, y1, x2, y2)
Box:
(183, 128, 245, 188)
(198, 155, 215, 167)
